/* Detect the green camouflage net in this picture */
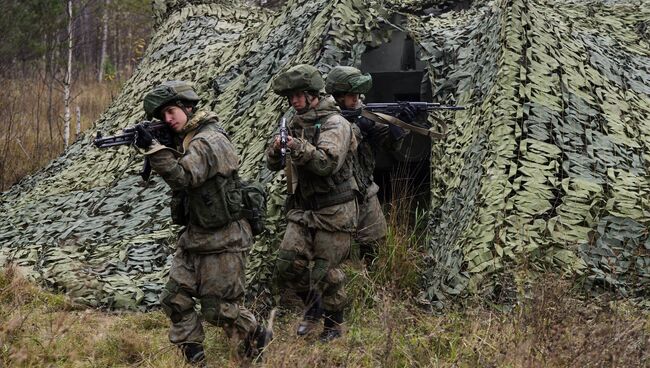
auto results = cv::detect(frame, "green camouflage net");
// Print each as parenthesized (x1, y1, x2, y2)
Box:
(412, 0, 649, 307)
(0, 0, 648, 309)
(0, 0, 386, 309)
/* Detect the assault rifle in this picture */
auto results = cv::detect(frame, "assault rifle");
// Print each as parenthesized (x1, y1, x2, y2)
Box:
(278, 117, 294, 194)
(340, 102, 464, 120)
(93, 120, 173, 148)
(341, 102, 465, 140)
(93, 120, 174, 181)
(279, 117, 289, 167)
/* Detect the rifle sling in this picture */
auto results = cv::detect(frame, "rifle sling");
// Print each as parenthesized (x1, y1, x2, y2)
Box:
(360, 110, 448, 140)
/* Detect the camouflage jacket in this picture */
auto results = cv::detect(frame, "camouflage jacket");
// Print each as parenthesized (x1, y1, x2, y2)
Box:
(146, 110, 253, 253)
(266, 95, 358, 232)
(350, 101, 403, 199)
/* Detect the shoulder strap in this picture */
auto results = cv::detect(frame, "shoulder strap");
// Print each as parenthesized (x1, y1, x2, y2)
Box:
(361, 110, 448, 140)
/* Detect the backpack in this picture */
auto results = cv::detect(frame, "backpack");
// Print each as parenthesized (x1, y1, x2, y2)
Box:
(239, 180, 267, 236)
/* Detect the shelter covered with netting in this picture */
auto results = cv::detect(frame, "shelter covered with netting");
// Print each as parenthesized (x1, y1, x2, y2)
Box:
(0, 0, 648, 309)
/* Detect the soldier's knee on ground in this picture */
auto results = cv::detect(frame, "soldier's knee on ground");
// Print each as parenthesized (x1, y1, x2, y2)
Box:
(200, 296, 241, 328)
(160, 279, 194, 323)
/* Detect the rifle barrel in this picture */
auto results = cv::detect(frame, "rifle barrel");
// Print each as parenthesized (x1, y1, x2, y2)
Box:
(92, 120, 167, 148)
(364, 102, 465, 111)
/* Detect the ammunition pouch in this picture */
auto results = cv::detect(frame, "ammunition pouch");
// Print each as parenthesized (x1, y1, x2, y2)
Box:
(186, 174, 243, 229)
(239, 179, 267, 236)
(297, 180, 356, 210)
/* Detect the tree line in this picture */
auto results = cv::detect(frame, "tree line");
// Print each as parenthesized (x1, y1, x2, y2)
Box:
(0, 0, 151, 190)
(0, 0, 151, 80)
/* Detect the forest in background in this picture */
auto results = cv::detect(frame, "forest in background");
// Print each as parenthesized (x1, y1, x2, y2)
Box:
(0, 0, 152, 190)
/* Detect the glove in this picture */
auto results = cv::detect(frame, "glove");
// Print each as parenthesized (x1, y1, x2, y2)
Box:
(388, 124, 407, 140)
(134, 124, 153, 149)
(355, 116, 375, 134)
(396, 102, 417, 123)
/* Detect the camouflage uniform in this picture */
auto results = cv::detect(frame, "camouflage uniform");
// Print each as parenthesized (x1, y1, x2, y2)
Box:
(267, 97, 358, 310)
(266, 65, 358, 340)
(351, 100, 394, 255)
(325, 66, 404, 260)
(139, 81, 270, 364)
(146, 110, 258, 345)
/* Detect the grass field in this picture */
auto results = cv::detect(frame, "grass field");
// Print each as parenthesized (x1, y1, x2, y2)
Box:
(1, 260, 648, 368)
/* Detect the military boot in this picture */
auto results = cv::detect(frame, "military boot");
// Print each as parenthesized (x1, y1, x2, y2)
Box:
(244, 323, 274, 359)
(179, 342, 206, 366)
(296, 290, 323, 336)
(319, 310, 343, 342)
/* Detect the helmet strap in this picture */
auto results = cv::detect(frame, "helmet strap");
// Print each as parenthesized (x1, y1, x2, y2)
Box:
(175, 100, 194, 120)
(304, 91, 313, 105)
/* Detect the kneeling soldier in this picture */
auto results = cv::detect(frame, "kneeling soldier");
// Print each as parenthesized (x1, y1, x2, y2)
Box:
(135, 81, 271, 365)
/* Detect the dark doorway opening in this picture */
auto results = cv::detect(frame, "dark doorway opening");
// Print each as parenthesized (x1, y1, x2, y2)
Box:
(359, 20, 432, 217)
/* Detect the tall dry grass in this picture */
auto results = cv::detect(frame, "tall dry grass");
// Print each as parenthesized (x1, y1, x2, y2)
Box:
(2, 265, 647, 368)
(0, 76, 121, 191)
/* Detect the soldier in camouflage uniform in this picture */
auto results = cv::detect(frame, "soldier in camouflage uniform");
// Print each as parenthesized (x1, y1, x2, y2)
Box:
(325, 66, 408, 262)
(265, 65, 358, 341)
(134, 81, 271, 365)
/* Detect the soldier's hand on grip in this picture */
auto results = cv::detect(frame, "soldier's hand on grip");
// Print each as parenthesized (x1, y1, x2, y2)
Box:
(396, 102, 417, 123)
(134, 124, 154, 149)
(355, 116, 375, 134)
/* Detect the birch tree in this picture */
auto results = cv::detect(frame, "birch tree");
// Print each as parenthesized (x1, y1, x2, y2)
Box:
(63, 0, 73, 148)
(98, 0, 110, 81)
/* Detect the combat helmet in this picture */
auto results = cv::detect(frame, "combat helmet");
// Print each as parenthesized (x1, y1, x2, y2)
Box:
(272, 64, 324, 96)
(325, 66, 372, 95)
(143, 80, 201, 119)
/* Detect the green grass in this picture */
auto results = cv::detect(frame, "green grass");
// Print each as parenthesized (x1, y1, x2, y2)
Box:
(1, 260, 649, 367)
(2, 194, 649, 367)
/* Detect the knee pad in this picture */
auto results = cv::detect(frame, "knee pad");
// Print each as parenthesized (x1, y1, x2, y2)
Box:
(311, 258, 330, 284)
(322, 269, 345, 297)
(201, 296, 240, 327)
(276, 249, 296, 275)
(160, 280, 194, 323)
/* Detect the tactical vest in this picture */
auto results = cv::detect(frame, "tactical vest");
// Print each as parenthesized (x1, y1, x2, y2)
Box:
(170, 122, 243, 228)
(290, 118, 356, 210)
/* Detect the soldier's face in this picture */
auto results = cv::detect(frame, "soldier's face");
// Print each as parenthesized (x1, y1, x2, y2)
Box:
(340, 93, 359, 109)
(161, 106, 188, 132)
(289, 91, 307, 111)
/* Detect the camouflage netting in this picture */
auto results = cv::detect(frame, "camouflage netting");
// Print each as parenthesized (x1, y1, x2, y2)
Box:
(414, 0, 650, 307)
(0, 0, 648, 309)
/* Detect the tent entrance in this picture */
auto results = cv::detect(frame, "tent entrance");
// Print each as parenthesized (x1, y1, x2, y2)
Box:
(359, 22, 432, 217)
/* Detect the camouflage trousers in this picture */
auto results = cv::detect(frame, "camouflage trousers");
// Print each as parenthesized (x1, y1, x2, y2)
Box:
(159, 249, 257, 345)
(355, 193, 387, 258)
(276, 221, 350, 312)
